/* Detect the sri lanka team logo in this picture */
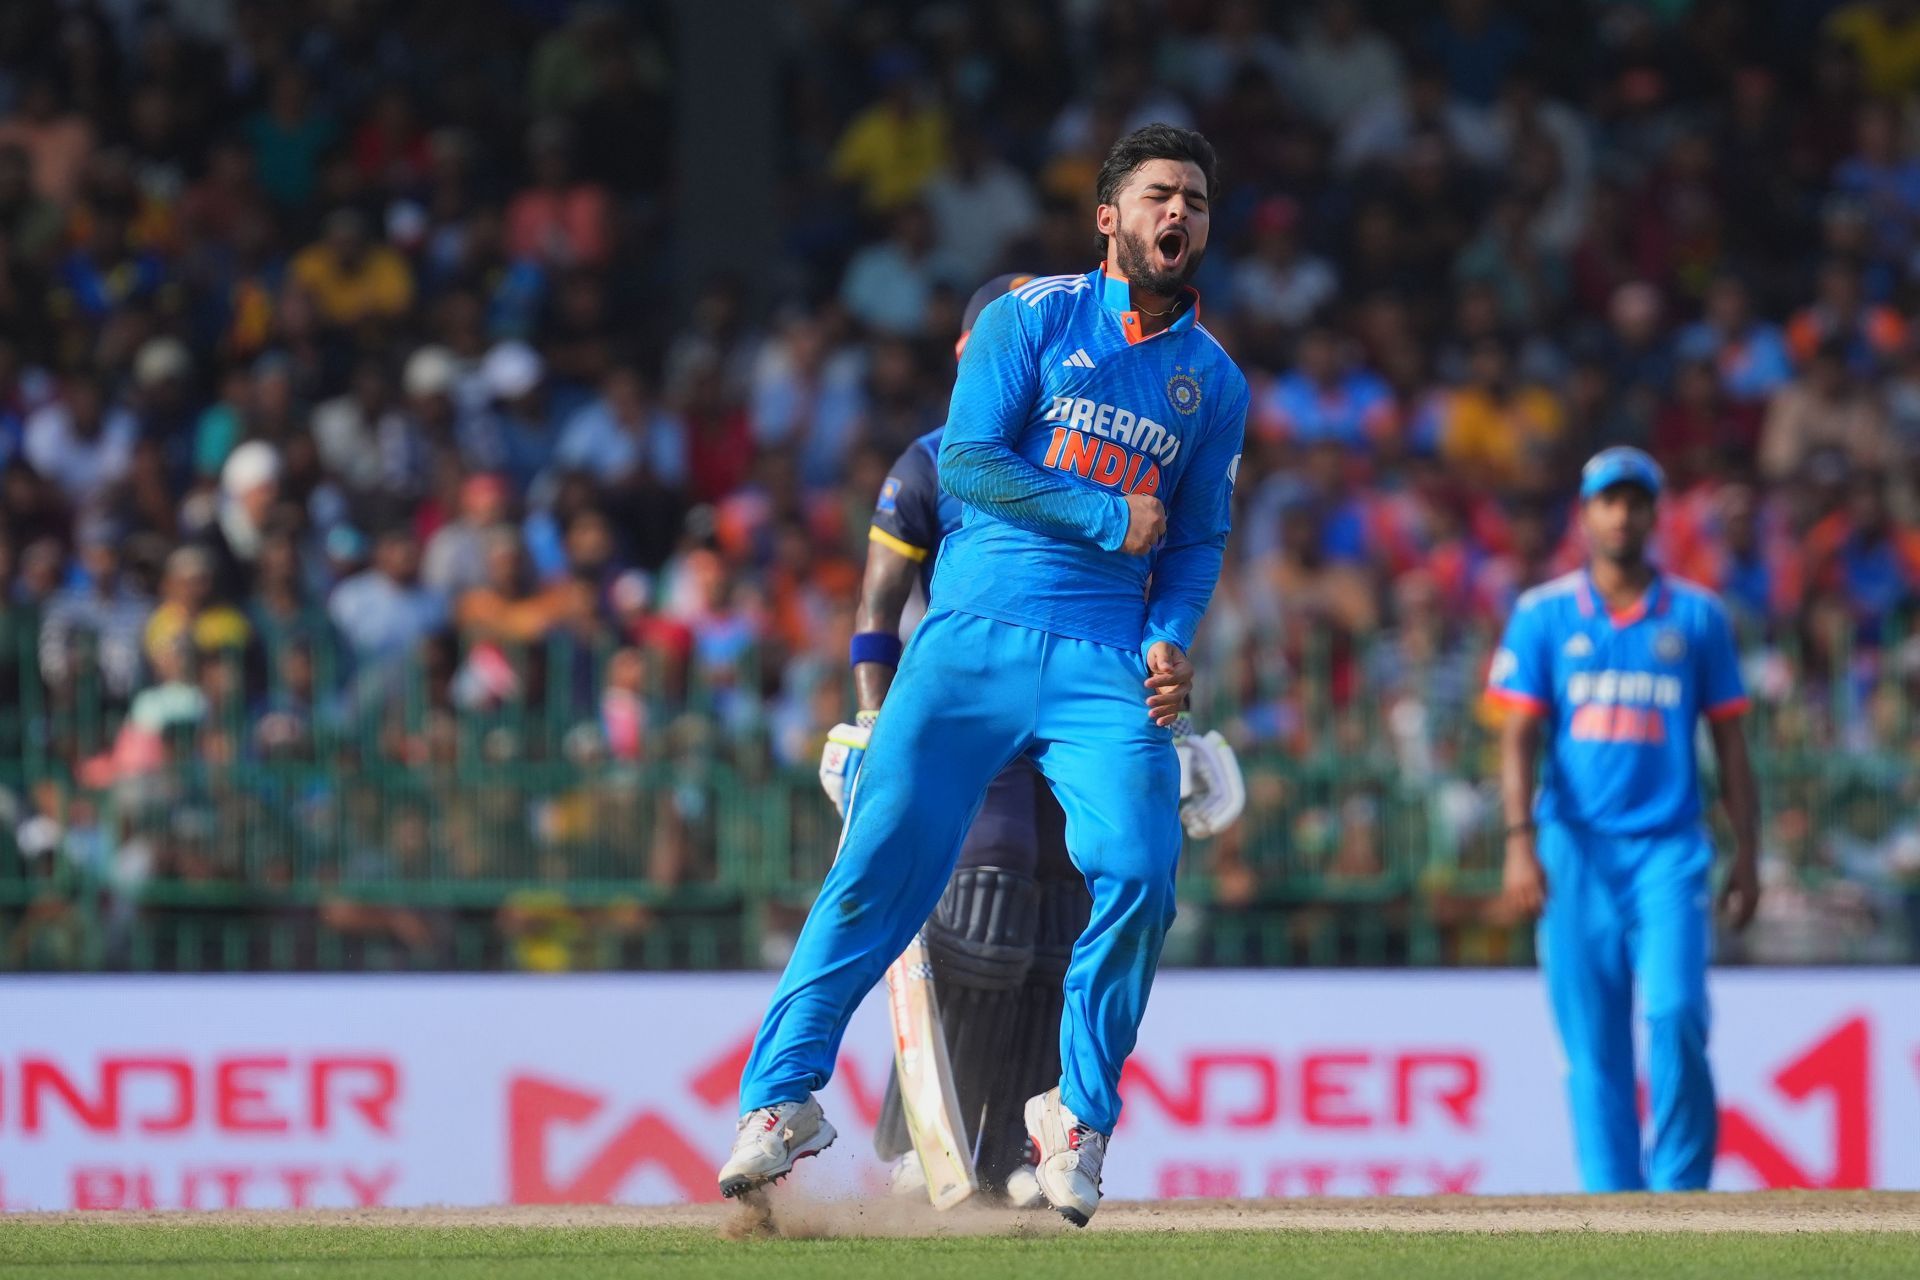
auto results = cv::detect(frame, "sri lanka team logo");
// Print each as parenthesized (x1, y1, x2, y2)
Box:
(1167, 366, 1203, 415)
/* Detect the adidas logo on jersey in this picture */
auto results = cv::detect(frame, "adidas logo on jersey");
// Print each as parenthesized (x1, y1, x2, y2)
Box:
(1062, 348, 1097, 369)
(1564, 634, 1594, 658)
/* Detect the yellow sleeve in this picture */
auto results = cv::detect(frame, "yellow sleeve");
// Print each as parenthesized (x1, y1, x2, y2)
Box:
(831, 110, 879, 182)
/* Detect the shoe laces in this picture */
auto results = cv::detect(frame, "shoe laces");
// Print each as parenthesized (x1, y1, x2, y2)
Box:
(1065, 1122, 1107, 1182)
(741, 1103, 791, 1135)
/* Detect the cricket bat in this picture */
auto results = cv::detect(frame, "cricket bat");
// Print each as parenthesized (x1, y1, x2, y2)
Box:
(884, 932, 978, 1210)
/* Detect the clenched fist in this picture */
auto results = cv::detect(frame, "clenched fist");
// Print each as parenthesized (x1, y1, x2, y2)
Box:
(1120, 493, 1166, 555)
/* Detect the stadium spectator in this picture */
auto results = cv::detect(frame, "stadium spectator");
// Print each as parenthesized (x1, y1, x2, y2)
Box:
(1287, 0, 1406, 130)
(505, 120, 612, 271)
(200, 441, 281, 607)
(1257, 327, 1396, 451)
(289, 208, 415, 330)
(0, 143, 62, 265)
(829, 53, 947, 215)
(23, 374, 135, 508)
(1230, 197, 1338, 343)
(144, 545, 250, 669)
(0, 74, 94, 206)
(328, 526, 445, 667)
(1761, 341, 1895, 480)
(839, 202, 940, 338)
(1825, 0, 1920, 99)
(1676, 276, 1794, 403)
(0, 0, 1914, 969)
(1431, 336, 1564, 491)
(244, 69, 337, 212)
(37, 516, 151, 708)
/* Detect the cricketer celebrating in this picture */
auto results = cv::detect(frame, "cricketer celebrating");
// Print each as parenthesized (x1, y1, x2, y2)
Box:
(821, 273, 1245, 1205)
(721, 124, 1248, 1225)
(1488, 446, 1762, 1193)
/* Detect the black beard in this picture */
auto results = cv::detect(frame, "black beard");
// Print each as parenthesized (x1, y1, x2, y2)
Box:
(1112, 224, 1200, 298)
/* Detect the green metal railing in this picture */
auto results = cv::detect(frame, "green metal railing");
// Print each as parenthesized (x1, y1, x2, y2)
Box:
(1, 606, 1914, 971)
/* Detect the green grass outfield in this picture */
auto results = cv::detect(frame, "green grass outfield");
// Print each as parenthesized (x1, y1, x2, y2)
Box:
(3, 1222, 1920, 1280)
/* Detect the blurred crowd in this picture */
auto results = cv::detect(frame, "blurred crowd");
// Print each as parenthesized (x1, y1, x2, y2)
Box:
(3, 0, 1920, 967)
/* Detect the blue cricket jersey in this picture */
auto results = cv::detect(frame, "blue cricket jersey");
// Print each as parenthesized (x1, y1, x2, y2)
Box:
(1488, 571, 1749, 836)
(935, 269, 1249, 659)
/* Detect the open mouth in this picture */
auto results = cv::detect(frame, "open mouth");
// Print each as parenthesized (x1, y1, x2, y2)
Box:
(1154, 229, 1187, 270)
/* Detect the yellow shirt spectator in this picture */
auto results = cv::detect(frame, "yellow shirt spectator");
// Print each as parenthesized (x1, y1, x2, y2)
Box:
(1828, 2, 1920, 97)
(1438, 384, 1565, 489)
(290, 210, 415, 327)
(831, 98, 947, 214)
(145, 601, 252, 667)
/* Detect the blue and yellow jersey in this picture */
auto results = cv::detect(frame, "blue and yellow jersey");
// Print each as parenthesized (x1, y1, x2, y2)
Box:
(933, 269, 1249, 659)
(1488, 571, 1750, 836)
(869, 427, 960, 593)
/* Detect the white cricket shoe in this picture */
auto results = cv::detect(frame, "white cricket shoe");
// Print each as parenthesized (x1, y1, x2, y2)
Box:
(1023, 1088, 1106, 1227)
(718, 1096, 838, 1198)
(888, 1152, 928, 1198)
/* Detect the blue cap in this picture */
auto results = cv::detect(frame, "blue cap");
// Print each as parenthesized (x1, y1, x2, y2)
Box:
(1580, 446, 1665, 501)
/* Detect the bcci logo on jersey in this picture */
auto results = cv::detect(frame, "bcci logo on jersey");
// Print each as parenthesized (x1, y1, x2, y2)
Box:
(1167, 366, 1203, 416)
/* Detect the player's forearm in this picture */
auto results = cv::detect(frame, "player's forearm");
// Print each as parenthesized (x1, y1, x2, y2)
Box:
(1499, 713, 1542, 828)
(1141, 537, 1225, 657)
(853, 547, 917, 713)
(938, 438, 1129, 550)
(1712, 719, 1760, 861)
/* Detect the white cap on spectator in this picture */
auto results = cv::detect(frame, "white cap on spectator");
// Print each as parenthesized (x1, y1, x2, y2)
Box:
(483, 340, 543, 401)
(610, 569, 652, 613)
(222, 440, 281, 497)
(16, 815, 61, 861)
(134, 336, 191, 388)
(404, 344, 458, 398)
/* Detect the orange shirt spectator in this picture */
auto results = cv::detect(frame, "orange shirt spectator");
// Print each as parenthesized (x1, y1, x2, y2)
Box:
(506, 123, 612, 268)
(1785, 260, 1908, 370)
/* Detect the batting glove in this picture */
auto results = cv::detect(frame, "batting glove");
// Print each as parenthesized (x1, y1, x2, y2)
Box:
(1174, 715, 1246, 838)
(818, 712, 877, 817)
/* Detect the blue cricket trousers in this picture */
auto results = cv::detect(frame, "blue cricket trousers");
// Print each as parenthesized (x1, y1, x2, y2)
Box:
(738, 608, 1181, 1133)
(1537, 820, 1718, 1191)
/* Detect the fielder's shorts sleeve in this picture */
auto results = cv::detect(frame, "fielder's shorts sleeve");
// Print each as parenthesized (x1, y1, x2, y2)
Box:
(1488, 603, 1552, 715)
(1698, 597, 1749, 719)
(870, 440, 941, 562)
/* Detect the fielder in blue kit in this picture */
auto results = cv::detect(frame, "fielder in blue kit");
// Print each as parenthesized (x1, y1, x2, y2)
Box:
(1489, 447, 1762, 1193)
(721, 126, 1248, 1225)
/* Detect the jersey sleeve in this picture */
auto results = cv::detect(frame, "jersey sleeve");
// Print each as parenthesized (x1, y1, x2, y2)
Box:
(869, 440, 941, 563)
(1487, 603, 1552, 715)
(938, 295, 1130, 551)
(1142, 377, 1248, 660)
(1697, 596, 1749, 720)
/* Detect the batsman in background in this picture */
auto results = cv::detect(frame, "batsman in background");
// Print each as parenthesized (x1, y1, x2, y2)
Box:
(721, 124, 1248, 1226)
(1488, 447, 1762, 1193)
(819, 274, 1246, 1205)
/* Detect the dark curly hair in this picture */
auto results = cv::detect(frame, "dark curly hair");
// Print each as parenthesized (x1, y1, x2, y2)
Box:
(1093, 123, 1219, 254)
